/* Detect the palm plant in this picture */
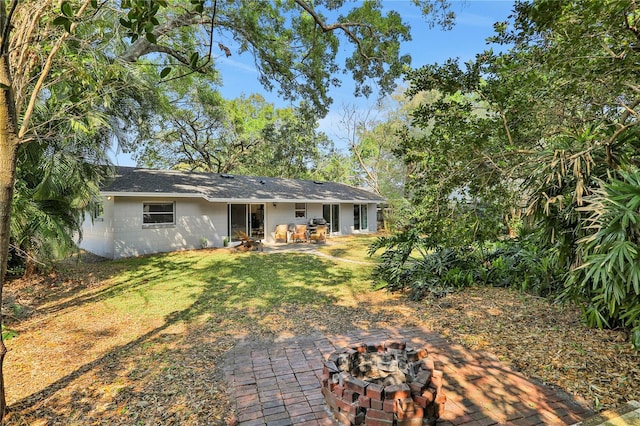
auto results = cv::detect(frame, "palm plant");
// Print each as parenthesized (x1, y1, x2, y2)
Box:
(564, 168, 640, 349)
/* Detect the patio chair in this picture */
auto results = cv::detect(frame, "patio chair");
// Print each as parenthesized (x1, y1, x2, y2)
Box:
(291, 224, 308, 242)
(309, 224, 327, 243)
(274, 224, 289, 243)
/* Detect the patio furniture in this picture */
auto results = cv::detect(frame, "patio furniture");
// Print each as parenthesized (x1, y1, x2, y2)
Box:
(309, 224, 327, 243)
(291, 224, 308, 242)
(274, 224, 289, 243)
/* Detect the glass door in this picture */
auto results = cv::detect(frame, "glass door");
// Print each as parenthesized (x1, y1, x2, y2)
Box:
(229, 204, 247, 241)
(230, 203, 265, 241)
(323, 204, 340, 234)
(353, 204, 368, 231)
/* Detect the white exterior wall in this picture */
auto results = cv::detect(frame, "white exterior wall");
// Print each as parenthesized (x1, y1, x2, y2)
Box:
(111, 197, 227, 259)
(368, 202, 378, 232)
(81, 196, 381, 258)
(79, 197, 115, 258)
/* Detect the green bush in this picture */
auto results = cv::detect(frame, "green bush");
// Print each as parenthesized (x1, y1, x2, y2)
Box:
(370, 231, 564, 301)
(563, 169, 640, 350)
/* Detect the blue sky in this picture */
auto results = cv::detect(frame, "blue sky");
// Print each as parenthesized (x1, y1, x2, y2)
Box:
(113, 1, 515, 166)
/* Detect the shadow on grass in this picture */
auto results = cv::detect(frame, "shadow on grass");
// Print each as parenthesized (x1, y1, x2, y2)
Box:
(6, 249, 364, 422)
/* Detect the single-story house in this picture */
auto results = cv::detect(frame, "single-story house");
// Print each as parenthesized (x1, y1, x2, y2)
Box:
(80, 167, 385, 259)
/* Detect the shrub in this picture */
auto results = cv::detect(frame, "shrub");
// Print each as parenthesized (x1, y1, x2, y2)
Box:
(563, 169, 640, 350)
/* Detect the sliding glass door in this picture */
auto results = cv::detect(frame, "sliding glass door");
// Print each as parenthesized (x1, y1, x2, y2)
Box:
(229, 203, 265, 241)
(353, 204, 368, 231)
(322, 204, 340, 234)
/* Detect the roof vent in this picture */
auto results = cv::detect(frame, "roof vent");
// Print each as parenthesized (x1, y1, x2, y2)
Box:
(220, 173, 234, 179)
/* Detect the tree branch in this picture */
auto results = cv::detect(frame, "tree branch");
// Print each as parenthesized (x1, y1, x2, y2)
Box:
(18, 0, 93, 140)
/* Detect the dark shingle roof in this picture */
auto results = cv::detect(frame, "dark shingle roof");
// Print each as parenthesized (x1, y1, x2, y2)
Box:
(103, 167, 384, 203)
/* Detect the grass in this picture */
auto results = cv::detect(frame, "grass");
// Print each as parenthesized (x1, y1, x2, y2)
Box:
(315, 234, 382, 262)
(6, 233, 638, 424)
(4, 236, 383, 424)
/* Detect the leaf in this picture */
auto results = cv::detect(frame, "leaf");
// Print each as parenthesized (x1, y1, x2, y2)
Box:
(53, 16, 70, 28)
(189, 52, 199, 68)
(145, 32, 157, 44)
(119, 18, 131, 28)
(160, 67, 172, 78)
(61, 1, 73, 17)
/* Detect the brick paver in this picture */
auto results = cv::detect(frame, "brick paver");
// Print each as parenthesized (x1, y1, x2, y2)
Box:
(224, 326, 593, 425)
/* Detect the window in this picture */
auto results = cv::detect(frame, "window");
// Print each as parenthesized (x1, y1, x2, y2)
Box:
(143, 202, 175, 226)
(91, 203, 104, 222)
(295, 203, 307, 218)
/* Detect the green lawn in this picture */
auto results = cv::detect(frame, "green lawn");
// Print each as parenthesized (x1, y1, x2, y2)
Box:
(6, 235, 385, 424)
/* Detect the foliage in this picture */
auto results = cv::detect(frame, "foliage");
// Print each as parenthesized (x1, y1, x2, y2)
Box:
(369, 230, 476, 300)
(370, 229, 564, 301)
(134, 83, 334, 178)
(563, 169, 640, 349)
(381, 0, 640, 349)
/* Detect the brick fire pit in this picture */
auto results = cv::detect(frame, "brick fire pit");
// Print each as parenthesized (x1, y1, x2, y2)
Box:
(320, 341, 446, 425)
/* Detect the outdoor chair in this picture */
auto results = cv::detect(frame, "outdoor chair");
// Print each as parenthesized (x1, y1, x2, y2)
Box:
(309, 224, 327, 243)
(274, 224, 289, 243)
(291, 224, 308, 242)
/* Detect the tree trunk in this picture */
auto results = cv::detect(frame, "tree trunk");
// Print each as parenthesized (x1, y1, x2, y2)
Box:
(0, 51, 21, 422)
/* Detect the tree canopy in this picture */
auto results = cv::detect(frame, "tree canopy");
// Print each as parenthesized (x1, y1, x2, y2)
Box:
(375, 0, 640, 349)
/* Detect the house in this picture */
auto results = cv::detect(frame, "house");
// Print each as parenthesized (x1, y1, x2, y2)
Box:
(80, 167, 385, 259)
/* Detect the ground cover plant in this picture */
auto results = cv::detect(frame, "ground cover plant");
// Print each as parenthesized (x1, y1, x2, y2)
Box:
(1, 235, 638, 424)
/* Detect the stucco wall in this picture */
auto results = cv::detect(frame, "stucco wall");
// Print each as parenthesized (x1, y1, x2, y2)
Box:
(81, 197, 380, 258)
(79, 197, 115, 258)
(111, 197, 227, 258)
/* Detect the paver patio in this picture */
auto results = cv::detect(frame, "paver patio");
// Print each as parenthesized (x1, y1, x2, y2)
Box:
(224, 326, 593, 425)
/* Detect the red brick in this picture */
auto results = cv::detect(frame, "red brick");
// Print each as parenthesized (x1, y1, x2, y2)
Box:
(343, 389, 356, 403)
(415, 348, 428, 360)
(396, 417, 426, 426)
(409, 381, 425, 395)
(363, 419, 393, 426)
(420, 358, 435, 371)
(415, 369, 432, 387)
(413, 394, 430, 408)
(357, 394, 371, 408)
(384, 383, 411, 400)
(370, 398, 383, 410)
(335, 397, 357, 414)
(366, 383, 384, 400)
(435, 393, 447, 417)
(333, 385, 344, 398)
(365, 408, 394, 422)
(396, 397, 416, 417)
(421, 388, 435, 404)
(344, 375, 368, 395)
(383, 398, 396, 413)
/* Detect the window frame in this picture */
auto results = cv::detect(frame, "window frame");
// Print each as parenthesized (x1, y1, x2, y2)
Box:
(294, 202, 307, 218)
(143, 201, 176, 227)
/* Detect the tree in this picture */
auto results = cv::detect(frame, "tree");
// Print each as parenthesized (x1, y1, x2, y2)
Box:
(134, 83, 332, 179)
(0, 0, 454, 418)
(387, 0, 640, 348)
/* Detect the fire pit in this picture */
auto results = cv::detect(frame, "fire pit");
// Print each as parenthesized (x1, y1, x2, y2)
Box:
(320, 341, 445, 425)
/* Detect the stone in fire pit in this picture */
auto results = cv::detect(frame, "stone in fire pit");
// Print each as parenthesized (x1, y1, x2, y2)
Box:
(320, 341, 445, 426)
